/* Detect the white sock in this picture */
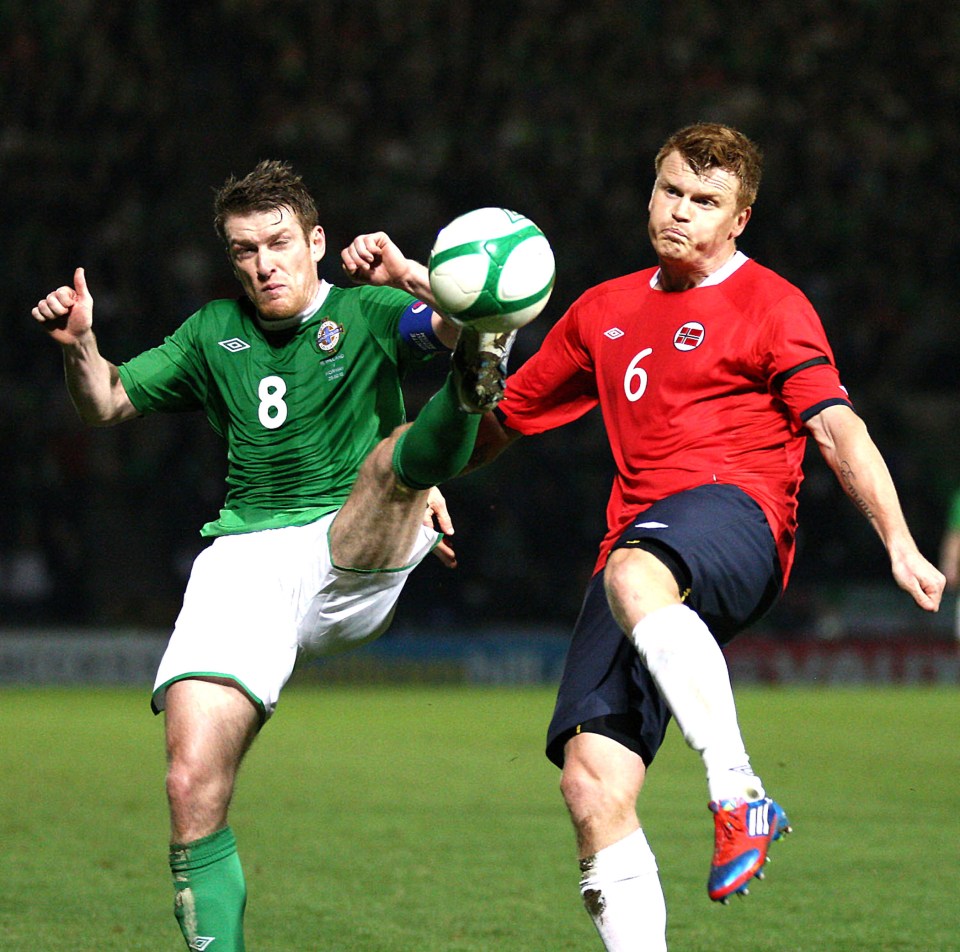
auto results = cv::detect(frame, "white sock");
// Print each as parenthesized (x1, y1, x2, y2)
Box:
(629, 604, 764, 803)
(579, 828, 666, 952)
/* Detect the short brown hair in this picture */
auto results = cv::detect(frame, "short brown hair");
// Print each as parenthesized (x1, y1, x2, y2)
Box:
(655, 123, 763, 211)
(213, 160, 319, 245)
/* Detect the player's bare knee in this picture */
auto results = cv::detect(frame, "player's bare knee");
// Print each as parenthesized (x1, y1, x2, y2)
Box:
(166, 753, 205, 802)
(166, 747, 226, 805)
(604, 547, 682, 629)
(559, 761, 595, 819)
(561, 757, 632, 824)
(603, 552, 630, 628)
(165, 759, 200, 814)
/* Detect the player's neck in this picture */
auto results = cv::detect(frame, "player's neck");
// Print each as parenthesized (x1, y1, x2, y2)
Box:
(254, 281, 329, 331)
(656, 247, 738, 292)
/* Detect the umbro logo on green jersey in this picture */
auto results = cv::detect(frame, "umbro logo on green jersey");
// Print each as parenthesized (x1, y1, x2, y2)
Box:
(218, 337, 250, 352)
(190, 938, 216, 950)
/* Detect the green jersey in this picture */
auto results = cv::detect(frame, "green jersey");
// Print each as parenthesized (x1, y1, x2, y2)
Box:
(117, 283, 431, 536)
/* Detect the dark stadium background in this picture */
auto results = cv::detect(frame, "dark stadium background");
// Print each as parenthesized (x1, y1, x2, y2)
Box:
(2, 1, 958, 639)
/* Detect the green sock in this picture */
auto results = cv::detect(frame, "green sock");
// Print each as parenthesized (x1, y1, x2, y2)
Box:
(170, 826, 246, 952)
(393, 375, 481, 489)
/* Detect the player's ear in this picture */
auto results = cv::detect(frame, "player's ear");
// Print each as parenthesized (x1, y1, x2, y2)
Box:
(310, 226, 326, 263)
(223, 245, 242, 283)
(731, 205, 751, 239)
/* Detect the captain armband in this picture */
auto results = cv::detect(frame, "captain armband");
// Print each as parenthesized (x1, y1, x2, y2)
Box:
(399, 301, 447, 354)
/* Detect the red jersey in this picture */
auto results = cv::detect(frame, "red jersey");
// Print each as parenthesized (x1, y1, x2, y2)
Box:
(499, 254, 852, 584)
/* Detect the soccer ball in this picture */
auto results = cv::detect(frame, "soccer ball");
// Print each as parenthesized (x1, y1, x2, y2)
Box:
(428, 207, 555, 331)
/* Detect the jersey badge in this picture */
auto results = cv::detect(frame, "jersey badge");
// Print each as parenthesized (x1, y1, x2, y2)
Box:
(673, 322, 705, 351)
(315, 320, 344, 357)
(218, 337, 250, 352)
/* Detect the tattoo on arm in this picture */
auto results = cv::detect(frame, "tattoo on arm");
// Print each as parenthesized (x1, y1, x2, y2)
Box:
(839, 460, 875, 520)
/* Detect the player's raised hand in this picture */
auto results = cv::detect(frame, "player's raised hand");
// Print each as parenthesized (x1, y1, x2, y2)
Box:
(31, 267, 94, 346)
(341, 232, 410, 287)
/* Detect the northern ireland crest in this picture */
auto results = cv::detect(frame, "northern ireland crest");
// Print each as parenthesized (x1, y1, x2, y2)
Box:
(315, 320, 343, 355)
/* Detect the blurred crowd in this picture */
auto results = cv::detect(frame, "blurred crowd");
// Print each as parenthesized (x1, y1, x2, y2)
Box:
(2, 0, 959, 633)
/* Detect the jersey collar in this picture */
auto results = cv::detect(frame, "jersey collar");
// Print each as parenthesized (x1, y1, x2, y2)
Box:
(253, 280, 332, 332)
(650, 250, 749, 290)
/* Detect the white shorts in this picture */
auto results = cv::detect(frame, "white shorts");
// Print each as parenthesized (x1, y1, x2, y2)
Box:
(152, 512, 439, 718)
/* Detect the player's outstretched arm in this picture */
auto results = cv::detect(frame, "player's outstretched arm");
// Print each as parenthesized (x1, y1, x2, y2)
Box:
(31, 267, 137, 427)
(806, 403, 945, 612)
(341, 231, 426, 293)
(341, 232, 459, 348)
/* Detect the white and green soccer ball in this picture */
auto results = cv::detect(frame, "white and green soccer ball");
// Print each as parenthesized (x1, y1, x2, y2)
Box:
(427, 207, 555, 331)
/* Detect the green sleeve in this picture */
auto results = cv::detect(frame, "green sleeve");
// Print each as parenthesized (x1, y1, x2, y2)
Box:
(355, 284, 435, 371)
(117, 312, 209, 414)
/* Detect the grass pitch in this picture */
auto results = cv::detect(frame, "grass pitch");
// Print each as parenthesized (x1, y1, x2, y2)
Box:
(1, 684, 957, 951)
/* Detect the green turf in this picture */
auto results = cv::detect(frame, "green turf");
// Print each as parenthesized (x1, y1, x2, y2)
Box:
(1, 685, 957, 950)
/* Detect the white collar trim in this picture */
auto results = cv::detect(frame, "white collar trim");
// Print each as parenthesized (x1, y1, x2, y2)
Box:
(650, 250, 749, 290)
(255, 280, 331, 331)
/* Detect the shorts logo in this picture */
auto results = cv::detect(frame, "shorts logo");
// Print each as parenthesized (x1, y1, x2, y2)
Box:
(190, 938, 216, 950)
(633, 521, 668, 529)
(218, 337, 250, 352)
(674, 322, 705, 351)
(316, 320, 343, 354)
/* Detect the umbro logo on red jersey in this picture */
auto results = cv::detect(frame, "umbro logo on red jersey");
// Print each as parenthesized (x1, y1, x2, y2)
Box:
(604, 327, 625, 340)
(674, 322, 705, 351)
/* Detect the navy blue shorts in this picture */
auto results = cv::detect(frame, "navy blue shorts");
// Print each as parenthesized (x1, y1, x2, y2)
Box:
(545, 484, 782, 769)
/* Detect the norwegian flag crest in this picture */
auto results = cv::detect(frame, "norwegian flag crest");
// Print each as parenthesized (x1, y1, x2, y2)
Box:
(674, 322, 705, 351)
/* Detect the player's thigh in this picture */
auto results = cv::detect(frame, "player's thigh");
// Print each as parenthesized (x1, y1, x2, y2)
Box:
(165, 678, 261, 775)
(612, 484, 781, 643)
(153, 531, 304, 719)
(298, 522, 439, 653)
(328, 429, 434, 570)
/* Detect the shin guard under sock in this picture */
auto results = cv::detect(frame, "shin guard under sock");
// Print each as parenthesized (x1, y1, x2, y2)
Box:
(393, 376, 481, 489)
(170, 826, 246, 952)
(629, 604, 764, 801)
(579, 828, 667, 952)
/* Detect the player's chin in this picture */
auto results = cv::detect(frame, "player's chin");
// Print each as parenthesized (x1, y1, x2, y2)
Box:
(653, 237, 688, 259)
(255, 299, 297, 321)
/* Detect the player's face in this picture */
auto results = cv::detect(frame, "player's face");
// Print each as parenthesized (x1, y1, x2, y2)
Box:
(647, 151, 751, 287)
(225, 206, 325, 320)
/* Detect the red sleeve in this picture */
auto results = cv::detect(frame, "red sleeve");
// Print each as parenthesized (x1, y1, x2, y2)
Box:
(499, 299, 599, 435)
(760, 290, 853, 430)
